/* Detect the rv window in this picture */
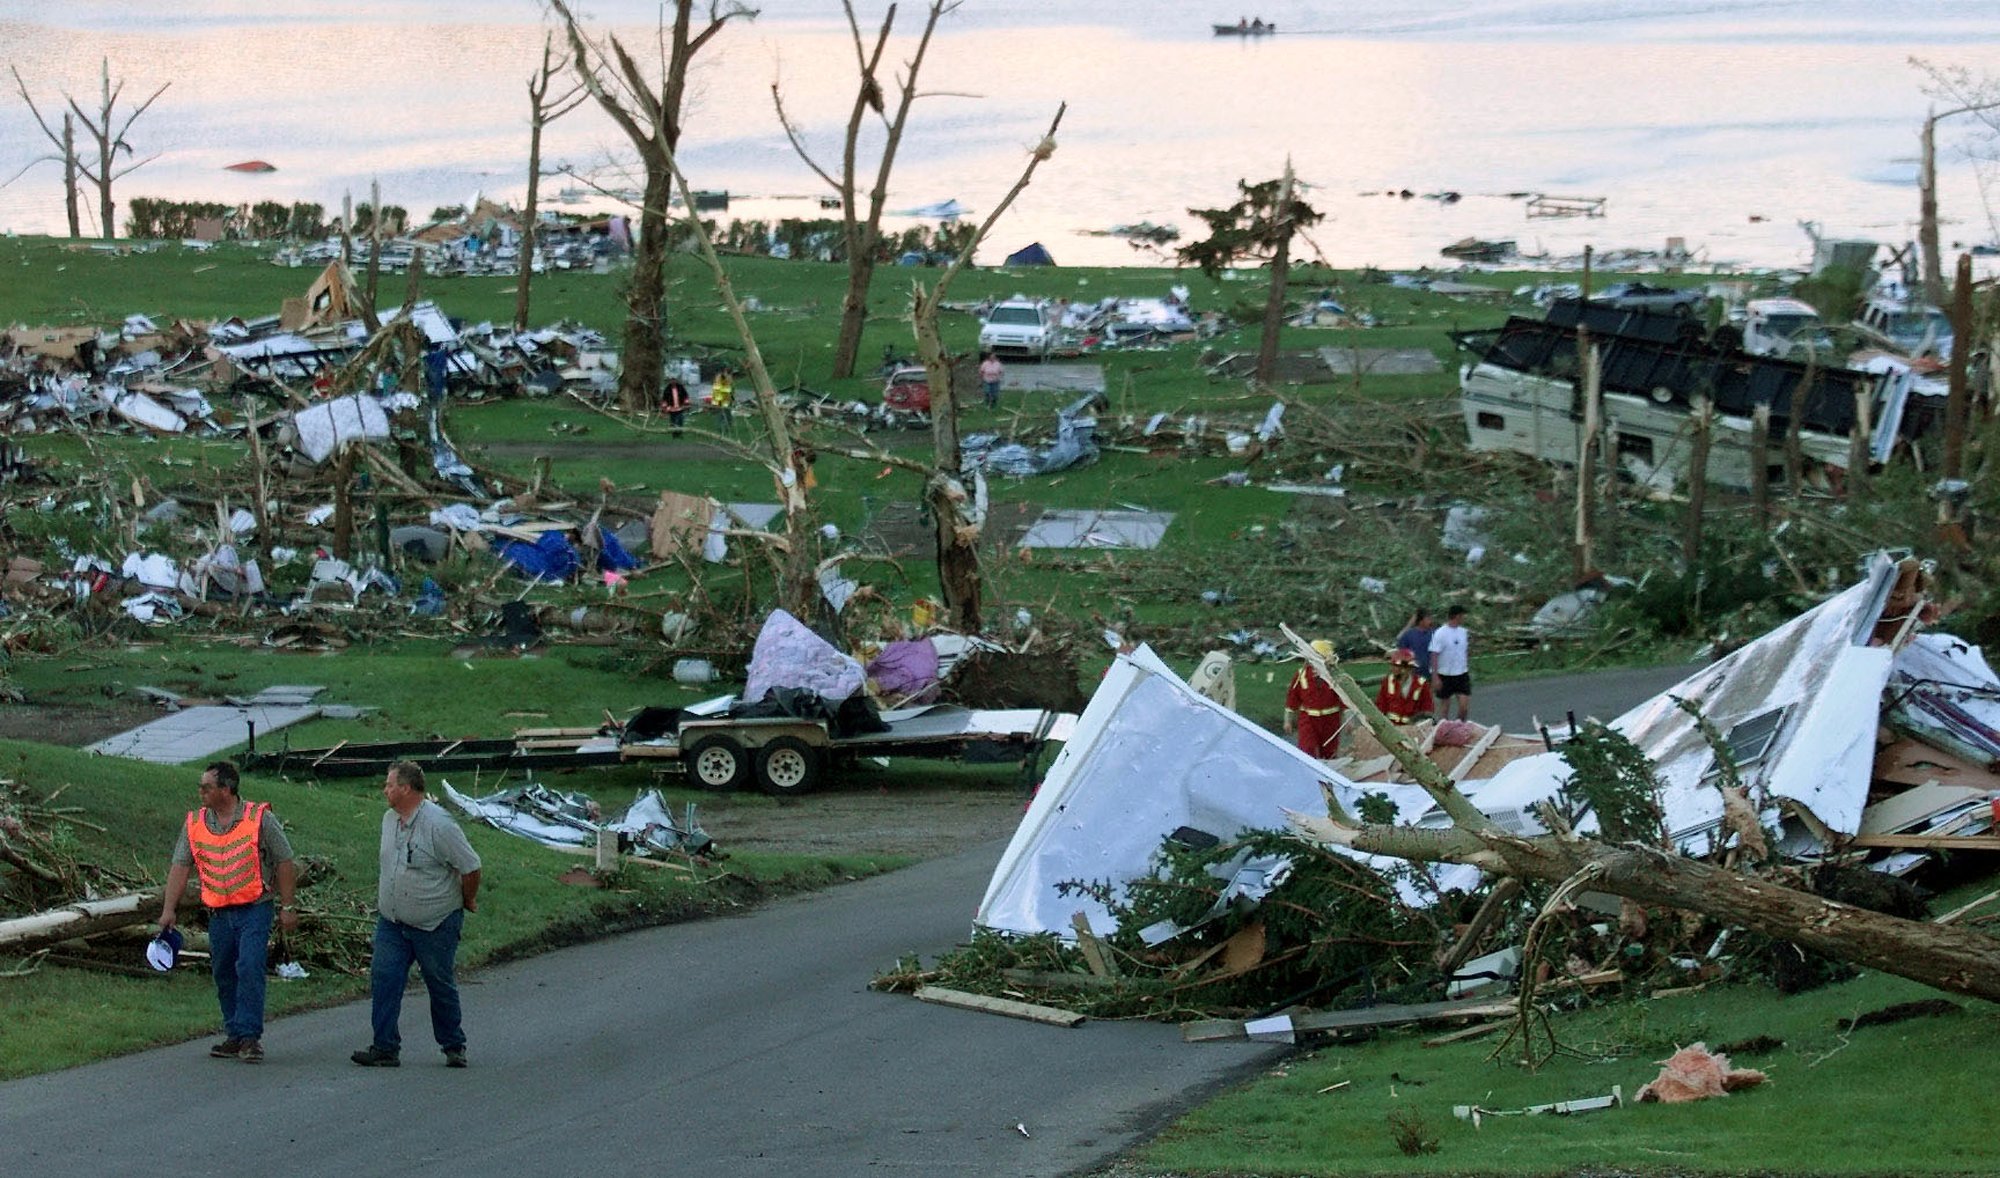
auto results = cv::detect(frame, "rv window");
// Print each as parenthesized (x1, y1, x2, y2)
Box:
(1616, 433, 1654, 462)
(1476, 412, 1505, 430)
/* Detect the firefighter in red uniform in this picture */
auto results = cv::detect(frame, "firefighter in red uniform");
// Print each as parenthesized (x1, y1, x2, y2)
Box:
(1374, 647, 1436, 724)
(1284, 639, 1346, 758)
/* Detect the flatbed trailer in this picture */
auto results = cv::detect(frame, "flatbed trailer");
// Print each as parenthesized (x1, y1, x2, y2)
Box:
(240, 705, 1062, 796)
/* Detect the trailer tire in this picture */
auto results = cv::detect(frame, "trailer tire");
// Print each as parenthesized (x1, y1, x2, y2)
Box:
(755, 736, 823, 797)
(684, 735, 749, 791)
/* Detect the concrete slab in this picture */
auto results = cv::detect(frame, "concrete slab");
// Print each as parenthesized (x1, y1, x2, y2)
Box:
(86, 705, 323, 765)
(1315, 346, 1445, 375)
(1002, 363, 1105, 394)
(1018, 509, 1173, 550)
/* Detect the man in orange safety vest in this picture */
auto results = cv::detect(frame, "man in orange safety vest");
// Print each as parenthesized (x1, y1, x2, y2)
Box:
(158, 761, 298, 1064)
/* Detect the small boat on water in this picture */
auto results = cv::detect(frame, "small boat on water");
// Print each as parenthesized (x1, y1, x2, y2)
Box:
(1213, 21, 1276, 36)
(1440, 236, 1516, 263)
(224, 160, 277, 173)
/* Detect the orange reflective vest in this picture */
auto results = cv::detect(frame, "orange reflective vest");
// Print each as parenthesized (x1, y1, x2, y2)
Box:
(186, 801, 268, 907)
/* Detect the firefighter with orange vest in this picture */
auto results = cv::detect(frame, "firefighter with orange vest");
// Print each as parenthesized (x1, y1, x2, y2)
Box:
(1283, 639, 1347, 758)
(158, 761, 298, 1064)
(1374, 646, 1436, 724)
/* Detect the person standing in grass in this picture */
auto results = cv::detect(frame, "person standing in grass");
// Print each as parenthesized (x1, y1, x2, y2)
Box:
(352, 761, 481, 1070)
(979, 352, 1004, 409)
(157, 761, 299, 1065)
(661, 375, 691, 437)
(1431, 605, 1473, 721)
(708, 369, 736, 434)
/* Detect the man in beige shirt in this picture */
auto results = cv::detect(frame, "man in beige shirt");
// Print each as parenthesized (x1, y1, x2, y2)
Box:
(351, 761, 481, 1069)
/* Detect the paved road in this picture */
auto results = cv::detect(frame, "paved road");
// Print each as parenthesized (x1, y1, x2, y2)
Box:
(0, 663, 1697, 1178)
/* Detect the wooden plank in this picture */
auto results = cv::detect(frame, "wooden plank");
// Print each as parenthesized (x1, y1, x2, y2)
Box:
(1071, 912, 1119, 978)
(1000, 968, 1130, 991)
(913, 985, 1085, 1028)
(1181, 997, 1516, 1043)
(1859, 782, 1991, 835)
(1448, 724, 1504, 784)
(1844, 833, 2000, 851)
(1424, 1021, 1507, 1048)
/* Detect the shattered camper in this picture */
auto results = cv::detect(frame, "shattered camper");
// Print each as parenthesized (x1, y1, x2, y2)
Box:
(1454, 300, 1936, 491)
(978, 555, 1996, 952)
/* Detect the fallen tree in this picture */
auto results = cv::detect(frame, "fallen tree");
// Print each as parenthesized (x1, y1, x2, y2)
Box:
(1278, 625, 2000, 1005)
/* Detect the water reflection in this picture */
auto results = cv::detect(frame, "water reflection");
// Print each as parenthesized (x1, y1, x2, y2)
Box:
(0, 5, 1995, 269)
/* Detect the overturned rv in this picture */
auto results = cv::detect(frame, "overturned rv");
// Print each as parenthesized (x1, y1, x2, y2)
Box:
(1453, 300, 1936, 491)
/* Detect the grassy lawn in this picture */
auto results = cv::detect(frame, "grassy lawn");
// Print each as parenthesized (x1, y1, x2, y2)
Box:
(1134, 961, 2000, 1175)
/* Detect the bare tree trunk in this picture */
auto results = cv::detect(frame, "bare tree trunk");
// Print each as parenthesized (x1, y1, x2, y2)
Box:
(331, 444, 359, 560)
(1254, 164, 1297, 388)
(61, 112, 79, 239)
(516, 129, 544, 333)
(1750, 403, 1771, 526)
(340, 192, 354, 271)
(362, 178, 384, 332)
(1785, 355, 1810, 496)
(1944, 252, 1973, 480)
(92, 61, 114, 237)
(1921, 110, 1944, 307)
(775, 1, 954, 380)
(1847, 384, 1871, 499)
(619, 165, 674, 412)
(833, 249, 881, 378)
(517, 35, 583, 334)
(1683, 395, 1711, 565)
(1574, 328, 1598, 580)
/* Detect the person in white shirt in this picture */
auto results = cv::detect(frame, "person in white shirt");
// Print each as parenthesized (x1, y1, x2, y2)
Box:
(1430, 605, 1472, 720)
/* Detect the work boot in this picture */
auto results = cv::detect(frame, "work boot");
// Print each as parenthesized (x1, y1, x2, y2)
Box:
(443, 1047, 467, 1069)
(237, 1039, 263, 1064)
(350, 1046, 401, 1067)
(208, 1037, 244, 1059)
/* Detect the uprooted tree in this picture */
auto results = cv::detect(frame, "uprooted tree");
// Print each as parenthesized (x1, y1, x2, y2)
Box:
(1177, 162, 1322, 389)
(553, 0, 757, 412)
(10, 58, 168, 240)
(772, 0, 958, 379)
(1279, 627, 2000, 1006)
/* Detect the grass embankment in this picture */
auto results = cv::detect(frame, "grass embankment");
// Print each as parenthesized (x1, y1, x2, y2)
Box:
(0, 738, 913, 1081)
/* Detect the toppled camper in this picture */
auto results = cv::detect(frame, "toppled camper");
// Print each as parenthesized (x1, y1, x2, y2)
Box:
(1453, 299, 1935, 491)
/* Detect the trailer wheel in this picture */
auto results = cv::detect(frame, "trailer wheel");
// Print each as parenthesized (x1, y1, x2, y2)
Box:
(684, 735, 749, 791)
(755, 736, 823, 797)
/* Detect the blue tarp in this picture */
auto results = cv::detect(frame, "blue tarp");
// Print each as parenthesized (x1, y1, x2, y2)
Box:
(500, 526, 639, 581)
(500, 530, 580, 581)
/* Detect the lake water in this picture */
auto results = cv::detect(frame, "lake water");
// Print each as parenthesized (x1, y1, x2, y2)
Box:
(3, 1, 1999, 271)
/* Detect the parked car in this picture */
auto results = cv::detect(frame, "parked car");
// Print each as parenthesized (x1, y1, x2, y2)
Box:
(882, 365, 932, 414)
(1590, 281, 1708, 317)
(978, 298, 1055, 359)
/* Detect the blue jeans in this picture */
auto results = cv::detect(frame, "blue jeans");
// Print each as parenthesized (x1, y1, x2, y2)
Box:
(369, 910, 465, 1055)
(209, 900, 274, 1041)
